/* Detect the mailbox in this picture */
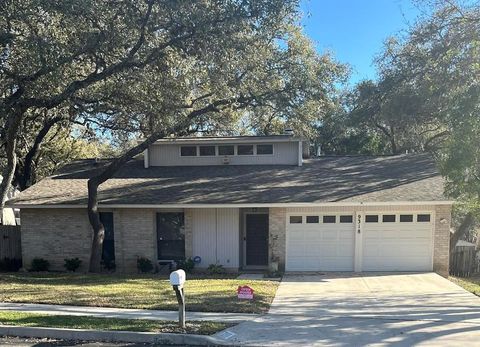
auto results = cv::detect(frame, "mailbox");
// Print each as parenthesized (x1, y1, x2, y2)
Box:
(169, 269, 186, 328)
(170, 269, 186, 287)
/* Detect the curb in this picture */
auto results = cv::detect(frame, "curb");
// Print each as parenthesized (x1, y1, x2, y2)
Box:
(0, 325, 231, 346)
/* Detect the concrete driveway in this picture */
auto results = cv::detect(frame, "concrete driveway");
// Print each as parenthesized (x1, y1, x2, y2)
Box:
(216, 273, 480, 346)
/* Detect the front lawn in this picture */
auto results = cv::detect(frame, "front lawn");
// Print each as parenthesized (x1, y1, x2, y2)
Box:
(0, 273, 278, 314)
(450, 275, 480, 296)
(0, 311, 229, 335)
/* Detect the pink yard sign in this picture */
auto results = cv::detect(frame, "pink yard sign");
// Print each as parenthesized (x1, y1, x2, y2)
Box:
(237, 285, 254, 300)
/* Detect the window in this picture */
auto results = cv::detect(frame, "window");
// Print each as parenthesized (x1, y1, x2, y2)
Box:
(157, 212, 185, 261)
(417, 214, 431, 222)
(365, 215, 379, 223)
(199, 145, 215, 156)
(180, 146, 197, 156)
(400, 214, 413, 222)
(100, 212, 115, 264)
(323, 215, 336, 223)
(257, 144, 273, 155)
(340, 215, 353, 223)
(382, 215, 396, 223)
(218, 145, 234, 156)
(289, 216, 302, 224)
(306, 216, 319, 223)
(237, 144, 254, 155)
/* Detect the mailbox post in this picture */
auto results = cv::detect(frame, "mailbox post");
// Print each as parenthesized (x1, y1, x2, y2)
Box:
(169, 269, 186, 329)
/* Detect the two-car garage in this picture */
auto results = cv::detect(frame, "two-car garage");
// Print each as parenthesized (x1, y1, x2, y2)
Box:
(285, 209, 434, 272)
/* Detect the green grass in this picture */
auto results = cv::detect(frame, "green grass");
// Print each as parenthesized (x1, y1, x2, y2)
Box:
(0, 273, 279, 314)
(450, 275, 480, 296)
(0, 311, 230, 335)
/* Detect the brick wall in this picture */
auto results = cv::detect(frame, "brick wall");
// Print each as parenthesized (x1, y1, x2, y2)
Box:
(21, 209, 92, 271)
(269, 207, 286, 272)
(114, 209, 156, 273)
(433, 204, 452, 277)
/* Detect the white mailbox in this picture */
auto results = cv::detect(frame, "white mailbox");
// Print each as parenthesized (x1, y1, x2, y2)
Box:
(170, 269, 186, 287)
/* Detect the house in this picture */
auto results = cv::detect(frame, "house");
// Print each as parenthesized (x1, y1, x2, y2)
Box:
(8, 134, 452, 275)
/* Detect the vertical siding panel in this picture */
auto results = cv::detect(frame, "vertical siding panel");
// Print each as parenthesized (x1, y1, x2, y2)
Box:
(191, 208, 240, 269)
(216, 208, 240, 268)
(191, 209, 216, 267)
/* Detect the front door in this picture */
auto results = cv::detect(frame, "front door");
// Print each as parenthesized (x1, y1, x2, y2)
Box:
(245, 213, 269, 266)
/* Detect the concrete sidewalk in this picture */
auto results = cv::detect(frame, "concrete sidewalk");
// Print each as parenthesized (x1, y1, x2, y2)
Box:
(0, 302, 259, 323)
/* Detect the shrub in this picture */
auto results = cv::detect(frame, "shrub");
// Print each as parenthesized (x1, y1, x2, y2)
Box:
(207, 263, 224, 274)
(175, 258, 195, 273)
(30, 258, 49, 272)
(0, 258, 22, 272)
(64, 258, 82, 272)
(137, 257, 154, 273)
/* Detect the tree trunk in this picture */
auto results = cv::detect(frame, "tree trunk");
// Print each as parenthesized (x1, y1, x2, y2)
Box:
(16, 116, 64, 190)
(450, 212, 476, 253)
(87, 178, 105, 272)
(0, 112, 23, 223)
(87, 130, 167, 272)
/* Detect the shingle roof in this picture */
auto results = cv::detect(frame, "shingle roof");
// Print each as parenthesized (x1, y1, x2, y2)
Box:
(8, 153, 448, 206)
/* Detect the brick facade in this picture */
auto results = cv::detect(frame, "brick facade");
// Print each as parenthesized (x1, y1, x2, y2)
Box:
(269, 207, 286, 272)
(433, 204, 452, 277)
(114, 209, 156, 273)
(21, 209, 92, 272)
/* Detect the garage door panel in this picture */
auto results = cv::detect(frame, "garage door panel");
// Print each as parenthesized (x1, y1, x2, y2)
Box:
(286, 213, 355, 271)
(362, 214, 433, 271)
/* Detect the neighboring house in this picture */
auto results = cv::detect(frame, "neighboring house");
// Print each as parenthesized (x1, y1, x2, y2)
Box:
(8, 134, 453, 275)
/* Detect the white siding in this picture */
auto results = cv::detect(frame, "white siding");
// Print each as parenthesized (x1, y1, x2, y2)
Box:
(148, 142, 298, 166)
(191, 208, 239, 268)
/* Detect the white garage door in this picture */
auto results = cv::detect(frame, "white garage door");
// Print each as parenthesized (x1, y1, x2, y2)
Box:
(286, 214, 355, 271)
(362, 213, 433, 271)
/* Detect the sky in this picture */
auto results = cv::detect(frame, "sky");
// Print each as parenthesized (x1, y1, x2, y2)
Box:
(301, 0, 422, 85)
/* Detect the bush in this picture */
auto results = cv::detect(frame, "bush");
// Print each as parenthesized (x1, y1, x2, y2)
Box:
(207, 263, 224, 274)
(64, 258, 82, 272)
(175, 258, 195, 273)
(0, 258, 22, 272)
(30, 258, 50, 272)
(137, 257, 154, 273)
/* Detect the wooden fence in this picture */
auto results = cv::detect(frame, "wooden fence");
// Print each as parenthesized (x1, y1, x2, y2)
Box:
(450, 245, 477, 277)
(0, 225, 21, 260)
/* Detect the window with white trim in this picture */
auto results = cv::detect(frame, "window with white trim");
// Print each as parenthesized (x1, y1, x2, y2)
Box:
(199, 145, 215, 156)
(257, 144, 273, 155)
(218, 145, 234, 156)
(289, 216, 302, 224)
(237, 145, 254, 155)
(180, 146, 197, 156)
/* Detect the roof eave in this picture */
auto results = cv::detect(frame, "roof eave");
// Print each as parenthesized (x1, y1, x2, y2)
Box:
(9, 200, 455, 209)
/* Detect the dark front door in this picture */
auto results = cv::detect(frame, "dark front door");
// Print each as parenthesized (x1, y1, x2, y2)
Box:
(245, 214, 269, 266)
